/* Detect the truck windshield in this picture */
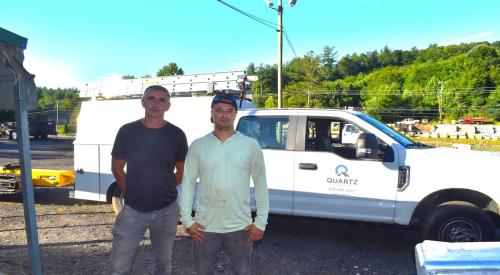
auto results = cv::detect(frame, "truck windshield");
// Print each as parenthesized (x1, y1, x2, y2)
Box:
(355, 113, 415, 147)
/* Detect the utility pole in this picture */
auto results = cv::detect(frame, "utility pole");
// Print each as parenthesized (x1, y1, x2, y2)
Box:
(263, 0, 297, 108)
(438, 82, 443, 122)
(56, 100, 59, 128)
(277, 0, 283, 108)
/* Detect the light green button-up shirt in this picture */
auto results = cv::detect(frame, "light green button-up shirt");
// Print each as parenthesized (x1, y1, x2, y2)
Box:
(179, 131, 269, 233)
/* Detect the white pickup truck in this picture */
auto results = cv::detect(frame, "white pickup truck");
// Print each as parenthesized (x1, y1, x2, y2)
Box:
(235, 109, 499, 242)
(72, 96, 500, 242)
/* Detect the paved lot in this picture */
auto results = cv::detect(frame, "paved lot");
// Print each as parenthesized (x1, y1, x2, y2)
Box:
(1, 138, 424, 274)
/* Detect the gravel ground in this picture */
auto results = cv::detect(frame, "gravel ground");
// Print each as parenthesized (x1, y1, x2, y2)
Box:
(0, 139, 424, 274)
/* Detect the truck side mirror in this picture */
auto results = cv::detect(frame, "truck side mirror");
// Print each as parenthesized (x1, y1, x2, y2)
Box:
(356, 133, 378, 159)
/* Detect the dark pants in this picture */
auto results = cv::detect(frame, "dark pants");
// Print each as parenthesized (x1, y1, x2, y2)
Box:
(194, 230, 252, 275)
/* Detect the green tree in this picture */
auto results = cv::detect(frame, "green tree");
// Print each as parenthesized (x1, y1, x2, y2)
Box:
(264, 95, 277, 108)
(484, 89, 500, 121)
(284, 81, 311, 107)
(28, 87, 81, 133)
(361, 67, 407, 120)
(251, 64, 277, 96)
(37, 87, 80, 111)
(320, 46, 340, 81)
(246, 63, 256, 75)
(157, 62, 184, 77)
(285, 51, 323, 86)
(320, 46, 337, 67)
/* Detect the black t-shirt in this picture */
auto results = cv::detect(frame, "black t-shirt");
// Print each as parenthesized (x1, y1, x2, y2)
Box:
(111, 120, 188, 212)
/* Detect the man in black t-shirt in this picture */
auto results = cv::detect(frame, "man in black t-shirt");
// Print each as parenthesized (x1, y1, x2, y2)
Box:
(110, 85, 188, 275)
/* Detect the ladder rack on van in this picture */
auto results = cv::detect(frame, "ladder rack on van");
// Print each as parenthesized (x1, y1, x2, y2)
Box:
(80, 71, 257, 99)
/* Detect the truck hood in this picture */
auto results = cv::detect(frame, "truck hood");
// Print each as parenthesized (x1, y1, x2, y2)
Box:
(406, 147, 500, 162)
(403, 147, 500, 200)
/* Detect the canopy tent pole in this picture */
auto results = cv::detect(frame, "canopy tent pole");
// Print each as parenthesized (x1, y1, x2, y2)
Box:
(0, 29, 42, 275)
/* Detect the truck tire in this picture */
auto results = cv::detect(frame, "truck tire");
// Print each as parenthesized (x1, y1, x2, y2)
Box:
(422, 204, 495, 242)
(111, 186, 124, 215)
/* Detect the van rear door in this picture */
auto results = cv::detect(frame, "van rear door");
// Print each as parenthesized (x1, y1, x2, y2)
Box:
(74, 144, 101, 201)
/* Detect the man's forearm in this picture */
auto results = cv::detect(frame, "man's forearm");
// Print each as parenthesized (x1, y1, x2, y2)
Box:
(114, 171, 126, 192)
(175, 170, 183, 186)
(175, 162, 185, 186)
(111, 158, 127, 192)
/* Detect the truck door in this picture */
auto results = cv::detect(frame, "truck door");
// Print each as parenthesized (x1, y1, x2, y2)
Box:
(236, 115, 296, 215)
(293, 116, 398, 222)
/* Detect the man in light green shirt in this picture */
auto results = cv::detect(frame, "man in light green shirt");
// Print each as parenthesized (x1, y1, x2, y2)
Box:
(179, 93, 269, 275)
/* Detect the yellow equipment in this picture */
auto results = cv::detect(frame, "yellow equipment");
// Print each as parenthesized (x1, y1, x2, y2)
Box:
(0, 163, 74, 192)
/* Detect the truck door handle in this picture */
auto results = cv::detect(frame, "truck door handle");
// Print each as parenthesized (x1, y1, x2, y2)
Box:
(299, 163, 317, 170)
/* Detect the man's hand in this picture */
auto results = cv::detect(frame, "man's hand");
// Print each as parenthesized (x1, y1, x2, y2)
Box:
(186, 223, 205, 244)
(245, 224, 264, 243)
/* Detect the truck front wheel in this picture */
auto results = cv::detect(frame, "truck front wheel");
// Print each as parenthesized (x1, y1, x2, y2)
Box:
(111, 186, 124, 215)
(422, 204, 495, 242)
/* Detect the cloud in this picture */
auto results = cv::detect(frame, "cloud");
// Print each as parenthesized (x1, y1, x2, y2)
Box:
(23, 53, 83, 89)
(441, 32, 493, 46)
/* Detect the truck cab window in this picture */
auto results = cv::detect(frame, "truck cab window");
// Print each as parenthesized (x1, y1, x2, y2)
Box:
(305, 119, 336, 152)
(305, 117, 392, 161)
(237, 116, 289, 150)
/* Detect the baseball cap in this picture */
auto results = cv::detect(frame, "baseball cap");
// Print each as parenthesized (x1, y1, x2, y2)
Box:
(211, 93, 238, 110)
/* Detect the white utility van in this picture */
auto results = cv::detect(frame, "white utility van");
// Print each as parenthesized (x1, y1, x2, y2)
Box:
(71, 71, 256, 212)
(72, 96, 255, 212)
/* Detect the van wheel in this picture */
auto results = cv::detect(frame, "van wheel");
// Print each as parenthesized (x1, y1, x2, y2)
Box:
(111, 186, 124, 215)
(422, 204, 495, 242)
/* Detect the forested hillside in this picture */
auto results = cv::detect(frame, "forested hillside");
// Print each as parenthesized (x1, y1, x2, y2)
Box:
(249, 41, 500, 122)
(1, 42, 498, 126)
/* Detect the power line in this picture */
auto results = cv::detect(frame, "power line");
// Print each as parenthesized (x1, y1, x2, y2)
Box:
(283, 28, 297, 58)
(216, 0, 298, 58)
(216, 0, 277, 30)
(279, 88, 497, 96)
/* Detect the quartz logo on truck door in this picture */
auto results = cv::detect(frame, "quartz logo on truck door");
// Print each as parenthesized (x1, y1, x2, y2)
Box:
(327, 164, 359, 194)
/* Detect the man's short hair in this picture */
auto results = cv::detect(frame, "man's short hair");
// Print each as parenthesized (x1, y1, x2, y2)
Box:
(142, 85, 170, 102)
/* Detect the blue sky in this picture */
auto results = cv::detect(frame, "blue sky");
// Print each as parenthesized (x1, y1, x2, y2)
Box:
(1, 0, 499, 88)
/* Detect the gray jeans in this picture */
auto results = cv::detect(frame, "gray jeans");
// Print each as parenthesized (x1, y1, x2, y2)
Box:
(110, 202, 180, 275)
(194, 230, 252, 275)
